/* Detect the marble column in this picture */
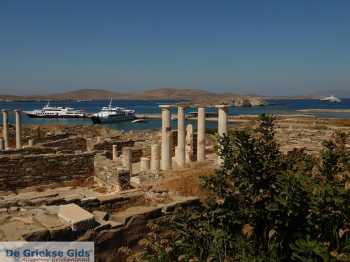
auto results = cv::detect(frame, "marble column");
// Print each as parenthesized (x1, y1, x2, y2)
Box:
(176, 105, 186, 167)
(216, 105, 229, 164)
(151, 143, 160, 173)
(122, 147, 132, 173)
(112, 145, 118, 161)
(28, 139, 34, 147)
(197, 106, 206, 161)
(2, 110, 9, 149)
(140, 157, 150, 172)
(216, 105, 229, 136)
(159, 105, 172, 170)
(185, 124, 194, 162)
(15, 110, 22, 149)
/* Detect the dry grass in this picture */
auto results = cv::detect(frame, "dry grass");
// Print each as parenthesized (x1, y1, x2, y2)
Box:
(147, 162, 216, 201)
(327, 119, 350, 127)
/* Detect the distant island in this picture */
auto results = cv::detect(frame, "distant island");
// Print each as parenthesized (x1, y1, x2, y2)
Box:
(0, 88, 267, 107)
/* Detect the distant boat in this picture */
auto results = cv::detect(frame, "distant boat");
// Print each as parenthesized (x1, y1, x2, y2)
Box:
(77, 99, 92, 102)
(132, 118, 146, 123)
(24, 102, 88, 118)
(320, 95, 341, 103)
(91, 99, 136, 124)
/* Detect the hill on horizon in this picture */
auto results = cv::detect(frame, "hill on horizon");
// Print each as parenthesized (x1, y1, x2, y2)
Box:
(0, 88, 242, 104)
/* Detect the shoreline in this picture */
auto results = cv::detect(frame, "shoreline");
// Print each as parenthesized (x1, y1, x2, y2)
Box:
(298, 108, 350, 113)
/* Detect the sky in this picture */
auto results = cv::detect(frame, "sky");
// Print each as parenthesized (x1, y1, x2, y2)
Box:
(0, 0, 349, 96)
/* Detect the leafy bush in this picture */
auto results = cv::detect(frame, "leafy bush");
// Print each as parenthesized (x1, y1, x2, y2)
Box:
(131, 115, 350, 262)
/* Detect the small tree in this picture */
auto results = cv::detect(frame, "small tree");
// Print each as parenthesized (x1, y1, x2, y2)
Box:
(132, 115, 350, 262)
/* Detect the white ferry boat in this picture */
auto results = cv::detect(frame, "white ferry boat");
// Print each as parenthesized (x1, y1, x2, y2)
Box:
(91, 99, 135, 124)
(320, 95, 341, 103)
(24, 102, 88, 118)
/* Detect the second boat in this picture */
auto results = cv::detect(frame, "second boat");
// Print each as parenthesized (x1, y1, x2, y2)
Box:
(91, 99, 136, 124)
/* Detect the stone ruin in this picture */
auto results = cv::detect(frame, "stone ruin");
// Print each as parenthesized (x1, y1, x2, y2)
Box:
(0, 105, 230, 260)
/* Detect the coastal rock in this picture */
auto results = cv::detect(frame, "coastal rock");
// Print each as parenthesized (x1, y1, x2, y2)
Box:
(233, 96, 267, 107)
(233, 97, 251, 107)
(249, 97, 267, 106)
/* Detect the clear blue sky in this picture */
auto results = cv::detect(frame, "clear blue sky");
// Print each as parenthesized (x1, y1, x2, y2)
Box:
(0, 0, 349, 96)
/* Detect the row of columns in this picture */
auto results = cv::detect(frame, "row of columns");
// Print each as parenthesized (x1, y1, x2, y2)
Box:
(1, 110, 22, 150)
(112, 143, 161, 175)
(105, 104, 230, 177)
(159, 104, 229, 171)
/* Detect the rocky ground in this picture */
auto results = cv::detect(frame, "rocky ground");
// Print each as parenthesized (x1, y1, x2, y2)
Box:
(0, 114, 349, 261)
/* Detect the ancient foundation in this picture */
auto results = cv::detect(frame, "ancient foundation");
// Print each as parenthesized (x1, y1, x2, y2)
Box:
(0, 152, 95, 191)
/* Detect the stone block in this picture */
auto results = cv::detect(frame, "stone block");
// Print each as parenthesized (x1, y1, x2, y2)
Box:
(93, 210, 108, 222)
(34, 212, 67, 229)
(58, 204, 95, 231)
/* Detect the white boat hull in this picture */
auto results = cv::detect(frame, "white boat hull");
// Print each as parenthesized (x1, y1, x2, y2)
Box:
(91, 115, 135, 124)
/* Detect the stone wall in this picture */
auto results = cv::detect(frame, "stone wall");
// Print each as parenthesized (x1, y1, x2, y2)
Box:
(94, 140, 135, 160)
(32, 132, 70, 144)
(39, 137, 87, 152)
(93, 140, 135, 152)
(0, 152, 95, 191)
(131, 148, 143, 163)
(0, 147, 56, 156)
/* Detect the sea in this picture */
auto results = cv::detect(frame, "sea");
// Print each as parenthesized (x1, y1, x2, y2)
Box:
(0, 99, 349, 131)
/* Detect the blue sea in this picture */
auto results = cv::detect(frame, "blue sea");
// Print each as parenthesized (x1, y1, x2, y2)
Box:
(0, 99, 349, 131)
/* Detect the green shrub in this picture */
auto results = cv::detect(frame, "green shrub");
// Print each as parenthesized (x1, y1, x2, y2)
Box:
(133, 115, 350, 262)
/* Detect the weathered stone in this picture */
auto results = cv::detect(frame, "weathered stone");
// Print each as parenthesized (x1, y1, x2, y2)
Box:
(40, 137, 87, 152)
(81, 196, 99, 207)
(94, 228, 122, 246)
(185, 124, 195, 162)
(0, 138, 4, 150)
(28, 139, 34, 147)
(122, 147, 132, 172)
(93, 210, 108, 222)
(140, 157, 150, 172)
(106, 221, 123, 229)
(197, 107, 206, 161)
(176, 105, 187, 167)
(159, 105, 172, 170)
(58, 204, 95, 231)
(94, 222, 111, 232)
(2, 110, 9, 149)
(49, 224, 73, 240)
(0, 220, 44, 240)
(46, 197, 66, 206)
(111, 206, 162, 225)
(117, 167, 131, 190)
(0, 152, 95, 191)
(34, 212, 66, 229)
(15, 110, 22, 149)
(112, 145, 118, 161)
(150, 144, 160, 173)
(64, 194, 82, 203)
(97, 194, 125, 204)
(22, 228, 50, 241)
